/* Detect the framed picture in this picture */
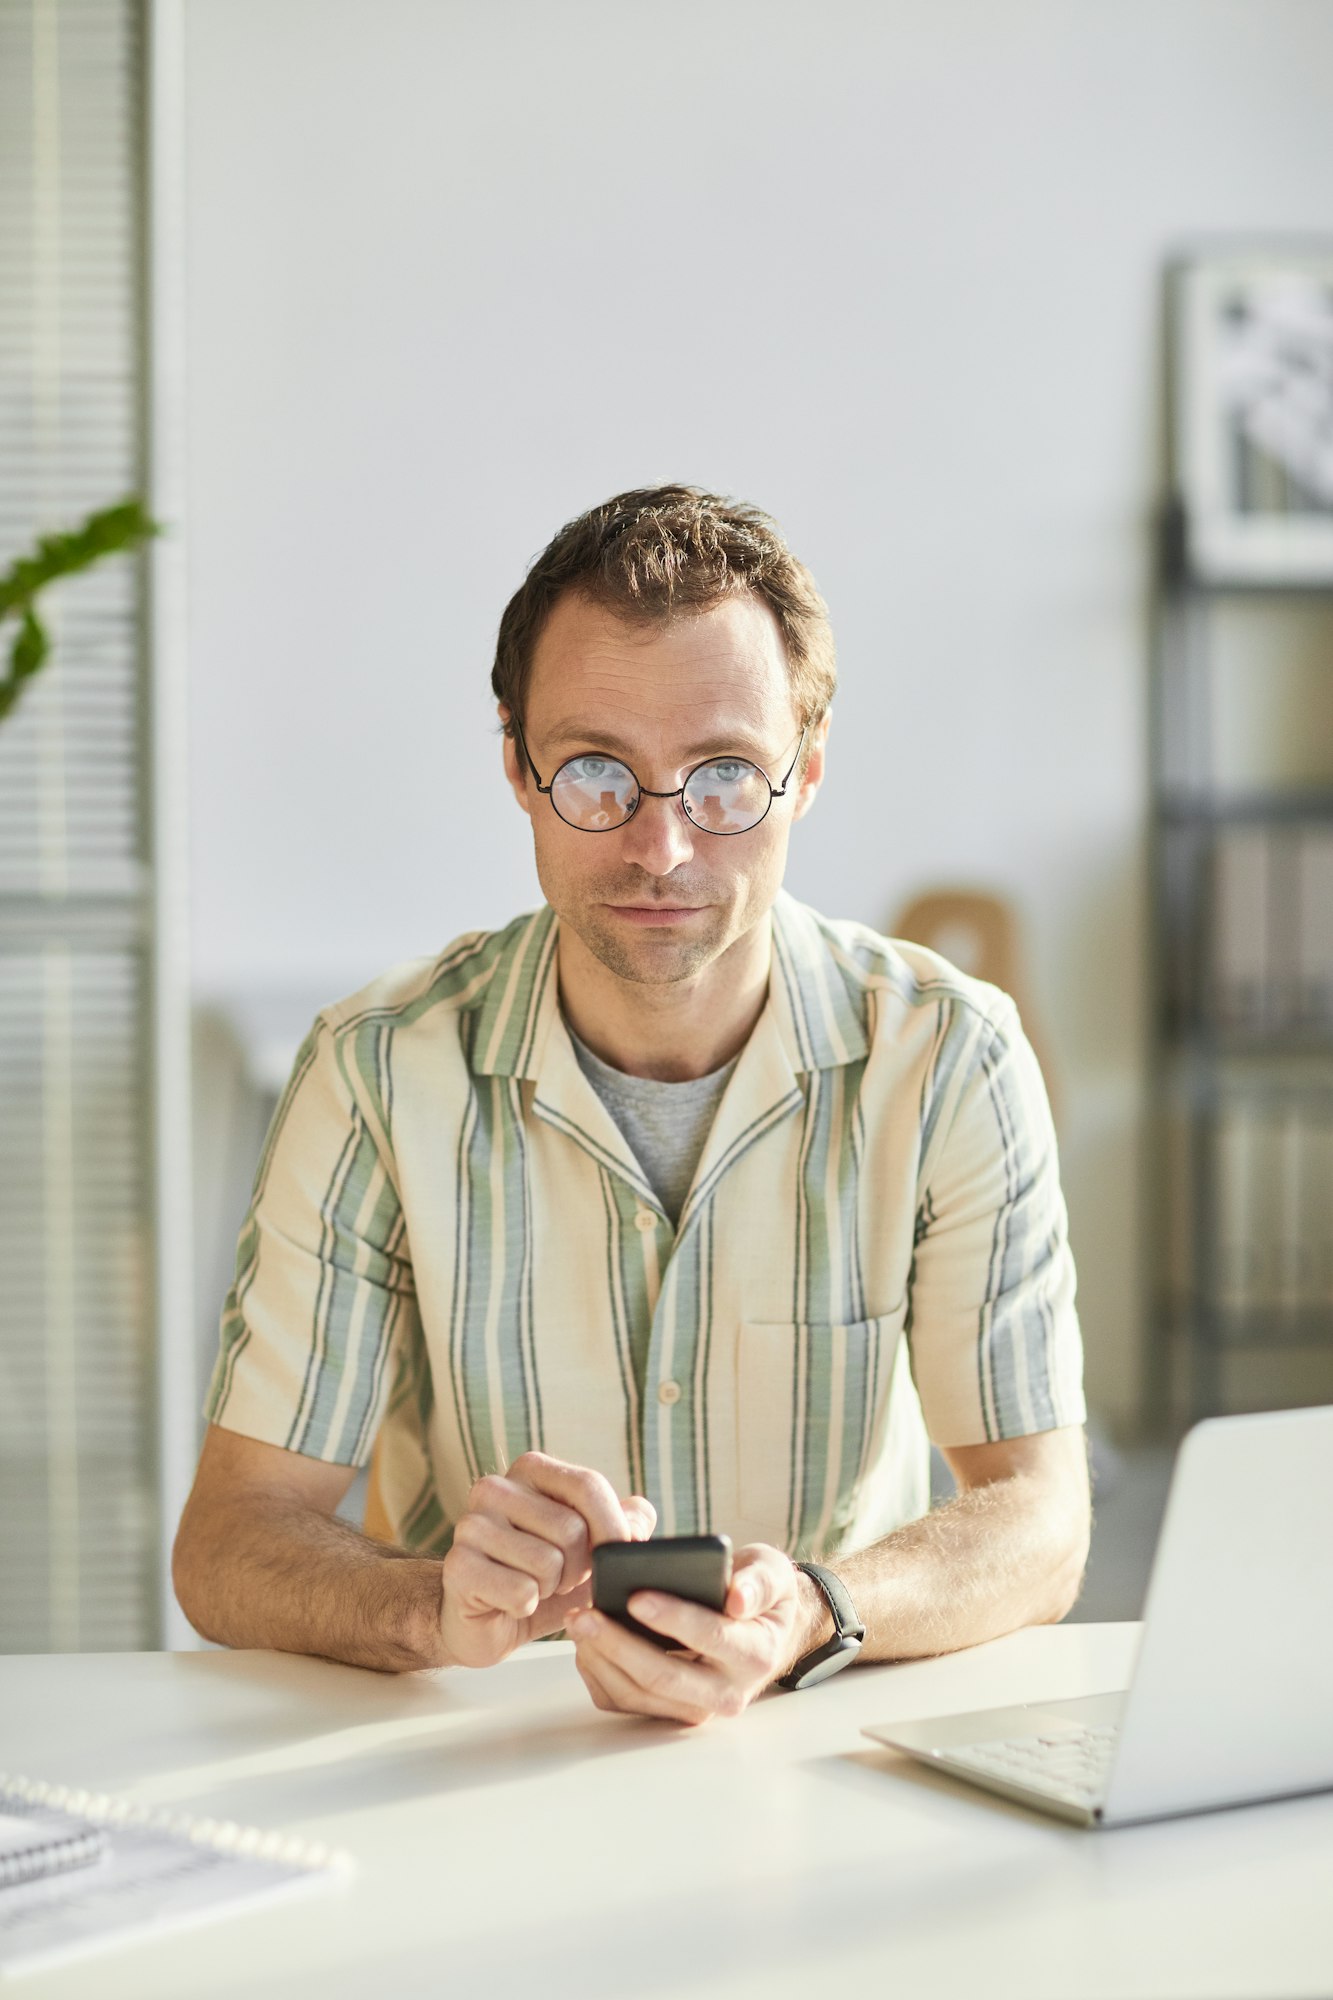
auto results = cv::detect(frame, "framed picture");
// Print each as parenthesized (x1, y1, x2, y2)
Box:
(1172, 250, 1333, 582)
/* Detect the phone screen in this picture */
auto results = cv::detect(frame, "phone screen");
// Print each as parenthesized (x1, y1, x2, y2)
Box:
(591, 1534, 733, 1648)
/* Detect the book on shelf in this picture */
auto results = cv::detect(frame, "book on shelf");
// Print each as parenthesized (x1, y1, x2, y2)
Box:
(1212, 1099, 1333, 1324)
(1210, 827, 1269, 1030)
(1297, 828, 1333, 1028)
(1213, 1102, 1275, 1315)
(1300, 1107, 1333, 1309)
(1210, 824, 1333, 1035)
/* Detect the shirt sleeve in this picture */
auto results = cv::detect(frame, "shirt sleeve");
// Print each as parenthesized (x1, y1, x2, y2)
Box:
(204, 1015, 420, 1465)
(904, 996, 1086, 1447)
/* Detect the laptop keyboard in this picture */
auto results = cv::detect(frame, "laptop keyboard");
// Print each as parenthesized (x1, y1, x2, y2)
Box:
(944, 1722, 1119, 1806)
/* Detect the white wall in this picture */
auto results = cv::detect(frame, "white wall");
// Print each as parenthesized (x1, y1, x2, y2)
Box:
(182, 0, 1333, 1433)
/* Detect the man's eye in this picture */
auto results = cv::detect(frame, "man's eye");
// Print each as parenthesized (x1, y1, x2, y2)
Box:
(710, 760, 750, 784)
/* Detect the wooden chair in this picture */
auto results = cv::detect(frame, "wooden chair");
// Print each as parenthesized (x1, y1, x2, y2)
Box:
(361, 1444, 395, 1543)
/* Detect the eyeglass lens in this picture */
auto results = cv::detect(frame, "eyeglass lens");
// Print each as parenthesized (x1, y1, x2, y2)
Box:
(548, 754, 774, 834)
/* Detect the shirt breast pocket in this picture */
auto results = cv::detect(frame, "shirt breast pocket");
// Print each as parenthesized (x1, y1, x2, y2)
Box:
(734, 1300, 909, 1558)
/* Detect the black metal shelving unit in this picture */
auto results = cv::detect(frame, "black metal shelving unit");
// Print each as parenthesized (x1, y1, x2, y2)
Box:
(1148, 504, 1333, 1424)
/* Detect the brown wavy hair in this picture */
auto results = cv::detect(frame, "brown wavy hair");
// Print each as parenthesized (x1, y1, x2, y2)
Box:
(492, 485, 836, 760)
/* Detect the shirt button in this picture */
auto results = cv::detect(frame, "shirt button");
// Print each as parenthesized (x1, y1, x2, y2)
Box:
(657, 1379, 682, 1406)
(634, 1209, 657, 1233)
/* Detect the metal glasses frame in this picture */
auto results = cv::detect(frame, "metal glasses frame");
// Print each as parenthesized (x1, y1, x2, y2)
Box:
(511, 718, 808, 835)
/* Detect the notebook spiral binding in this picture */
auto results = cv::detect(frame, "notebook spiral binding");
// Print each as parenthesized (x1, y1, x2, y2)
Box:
(0, 1815, 103, 1889)
(0, 1774, 347, 1874)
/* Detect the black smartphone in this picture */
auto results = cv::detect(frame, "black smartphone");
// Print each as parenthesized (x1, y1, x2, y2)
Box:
(591, 1534, 733, 1649)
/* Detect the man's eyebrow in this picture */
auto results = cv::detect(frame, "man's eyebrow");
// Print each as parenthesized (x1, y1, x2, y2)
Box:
(543, 723, 769, 761)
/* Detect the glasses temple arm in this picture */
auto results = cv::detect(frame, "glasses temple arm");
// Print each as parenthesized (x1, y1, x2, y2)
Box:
(773, 725, 808, 796)
(511, 716, 549, 792)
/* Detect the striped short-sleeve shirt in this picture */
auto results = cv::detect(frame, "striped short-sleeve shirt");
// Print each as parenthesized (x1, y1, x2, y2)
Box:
(205, 891, 1086, 1560)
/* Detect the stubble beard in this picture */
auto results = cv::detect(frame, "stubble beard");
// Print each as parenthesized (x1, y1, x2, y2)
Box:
(535, 835, 772, 990)
(572, 903, 732, 987)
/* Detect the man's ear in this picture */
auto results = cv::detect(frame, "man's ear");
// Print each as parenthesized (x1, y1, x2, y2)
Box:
(499, 706, 532, 818)
(790, 712, 829, 824)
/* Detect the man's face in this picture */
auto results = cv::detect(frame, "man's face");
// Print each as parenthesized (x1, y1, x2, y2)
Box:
(502, 590, 826, 989)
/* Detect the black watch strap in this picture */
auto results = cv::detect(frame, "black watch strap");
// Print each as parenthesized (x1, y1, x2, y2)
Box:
(778, 1561, 866, 1691)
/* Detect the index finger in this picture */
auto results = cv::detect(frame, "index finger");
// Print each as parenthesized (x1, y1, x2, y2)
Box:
(505, 1451, 633, 1549)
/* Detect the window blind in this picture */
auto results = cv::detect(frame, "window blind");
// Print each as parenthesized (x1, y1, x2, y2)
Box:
(0, 0, 157, 1650)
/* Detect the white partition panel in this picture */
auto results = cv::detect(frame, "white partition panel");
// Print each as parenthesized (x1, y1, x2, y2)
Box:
(0, 0, 193, 1650)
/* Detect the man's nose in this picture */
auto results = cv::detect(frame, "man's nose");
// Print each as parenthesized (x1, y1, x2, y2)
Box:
(618, 791, 696, 875)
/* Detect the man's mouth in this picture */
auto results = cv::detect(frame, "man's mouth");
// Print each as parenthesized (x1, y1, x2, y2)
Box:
(604, 902, 710, 925)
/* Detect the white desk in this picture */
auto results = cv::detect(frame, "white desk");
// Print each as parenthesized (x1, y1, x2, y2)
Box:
(6, 1625, 1331, 1998)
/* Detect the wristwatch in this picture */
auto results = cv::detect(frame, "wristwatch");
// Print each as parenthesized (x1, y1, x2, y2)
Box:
(777, 1562, 865, 1690)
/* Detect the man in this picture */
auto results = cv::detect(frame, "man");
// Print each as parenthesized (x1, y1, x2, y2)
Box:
(175, 486, 1090, 1723)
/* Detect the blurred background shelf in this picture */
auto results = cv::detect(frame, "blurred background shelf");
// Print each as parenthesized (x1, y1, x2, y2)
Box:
(1150, 254, 1333, 1424)
(1159, 787, 1333, 823)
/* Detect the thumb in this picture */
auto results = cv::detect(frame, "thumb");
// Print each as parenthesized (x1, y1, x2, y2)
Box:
(624, 1494, 657, 1542)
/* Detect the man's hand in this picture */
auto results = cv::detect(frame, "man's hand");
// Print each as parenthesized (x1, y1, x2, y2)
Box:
(440, 1450, 656, 1669)
(566, 1542, 814, 1724)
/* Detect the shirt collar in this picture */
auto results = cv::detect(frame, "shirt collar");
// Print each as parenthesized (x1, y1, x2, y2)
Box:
(767, 890, 870, 1071)
(468, 889, 869, 1083)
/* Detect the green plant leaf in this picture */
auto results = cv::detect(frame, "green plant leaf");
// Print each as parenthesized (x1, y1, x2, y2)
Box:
(0, 496, 161, 615)
(0, 496, 161, 725)
(0, 610, 51, 719)
(13, 606, 50, 680)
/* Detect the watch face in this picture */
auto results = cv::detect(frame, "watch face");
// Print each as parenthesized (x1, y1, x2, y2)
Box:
(790, 1636, 862, 1689)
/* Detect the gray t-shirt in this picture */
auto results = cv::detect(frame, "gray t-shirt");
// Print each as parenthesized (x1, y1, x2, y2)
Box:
(569, 1027, 739, 1226)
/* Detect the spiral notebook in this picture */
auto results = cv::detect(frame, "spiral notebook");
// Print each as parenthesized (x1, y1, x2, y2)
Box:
(0, 1776, 349, 1981)
(0, 1811, 105, 1892)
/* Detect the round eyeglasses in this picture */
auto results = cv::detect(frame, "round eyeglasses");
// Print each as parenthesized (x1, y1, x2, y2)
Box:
(513, 720, 807, 835)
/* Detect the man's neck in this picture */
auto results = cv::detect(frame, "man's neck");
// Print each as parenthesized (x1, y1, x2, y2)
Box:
(556, 915, 773, 1081)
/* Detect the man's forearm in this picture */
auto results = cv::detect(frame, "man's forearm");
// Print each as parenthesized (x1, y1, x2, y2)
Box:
(173, 1493, 447, 1672)
(790, 1472, 1090, 1670)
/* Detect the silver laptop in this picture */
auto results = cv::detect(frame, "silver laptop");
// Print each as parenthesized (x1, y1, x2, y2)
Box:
(863, 1404, 1333, 1827)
